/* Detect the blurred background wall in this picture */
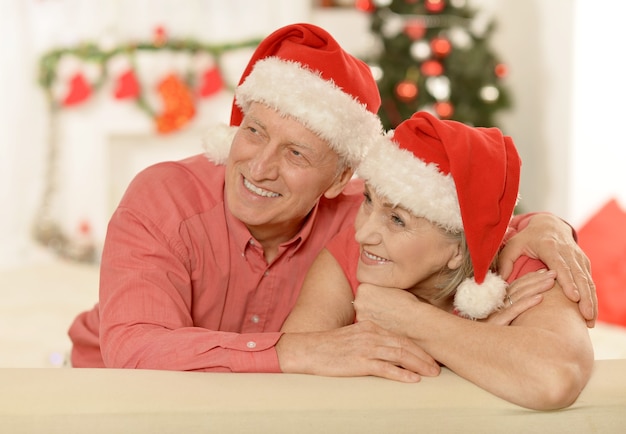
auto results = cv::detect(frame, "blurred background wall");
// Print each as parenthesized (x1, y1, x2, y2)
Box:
(1, 0, 624, 269)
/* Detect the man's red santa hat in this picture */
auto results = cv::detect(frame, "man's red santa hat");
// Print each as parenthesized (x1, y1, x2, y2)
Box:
(358, 111, 521, 319)
(203, 23, 383, 168)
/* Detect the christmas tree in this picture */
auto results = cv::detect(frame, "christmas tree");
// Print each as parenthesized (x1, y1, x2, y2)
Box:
(358, 0, 511, 130)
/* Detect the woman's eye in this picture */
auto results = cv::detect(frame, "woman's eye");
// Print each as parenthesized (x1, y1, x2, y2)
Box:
(391, 214, 405, 226)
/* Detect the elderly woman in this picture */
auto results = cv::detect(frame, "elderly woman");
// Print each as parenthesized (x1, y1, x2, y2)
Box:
(281, 112, 593, 410)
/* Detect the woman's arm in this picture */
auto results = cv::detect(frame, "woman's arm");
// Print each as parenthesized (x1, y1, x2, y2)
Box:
(353, 282, 594, 410)
(281, 248, 354, 332)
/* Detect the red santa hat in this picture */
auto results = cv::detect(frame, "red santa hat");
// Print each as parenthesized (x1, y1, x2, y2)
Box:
(358, 112, 521, 319)
(203, 23, 383, 167)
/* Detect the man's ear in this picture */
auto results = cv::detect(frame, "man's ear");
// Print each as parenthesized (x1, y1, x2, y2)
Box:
(323, 166, 355, 199)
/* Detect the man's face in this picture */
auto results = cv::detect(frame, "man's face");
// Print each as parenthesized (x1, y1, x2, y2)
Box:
(225, 103, 349, 241)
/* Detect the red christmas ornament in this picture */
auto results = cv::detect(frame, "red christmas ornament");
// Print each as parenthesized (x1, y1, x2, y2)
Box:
(495, 63, 509, 78)
(153, 25, 167, 47)
(435, 101, 454, 118)
(78, 220, 92, 236)
(404, 19, 426, 40)
(430, 37, 452, 57)
(395, 80, 418, 103)
(114, 69, 140, 100)
(421, 60, 444, 76)
(155, 74, 196, 134)
(355, 0, 376, 12)
(63, 72, 91, 106)
(198, 67, 224, 97)
(425, 0, 446, 13)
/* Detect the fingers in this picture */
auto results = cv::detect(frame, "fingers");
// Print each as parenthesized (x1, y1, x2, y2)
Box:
(507, 269, 556, 300)
(548, 248, 597, 325)
(484, 294, 543, 326)
(366, 341, 440, 383)
(352, 322, 440, 379)
(277, 322, 440, 383)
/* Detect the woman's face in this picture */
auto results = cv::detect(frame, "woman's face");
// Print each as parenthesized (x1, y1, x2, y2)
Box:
(355, 184, 463, 296)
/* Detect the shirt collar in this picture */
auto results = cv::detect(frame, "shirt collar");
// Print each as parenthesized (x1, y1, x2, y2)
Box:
(224, 198, 321, 259)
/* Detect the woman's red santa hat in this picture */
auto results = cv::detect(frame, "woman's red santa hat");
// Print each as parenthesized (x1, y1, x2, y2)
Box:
(203, 23, 383, 168)
(358, 111, 522, 319)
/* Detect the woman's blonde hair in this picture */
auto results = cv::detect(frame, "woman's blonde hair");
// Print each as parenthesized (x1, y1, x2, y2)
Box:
(434, 228, 500, 301)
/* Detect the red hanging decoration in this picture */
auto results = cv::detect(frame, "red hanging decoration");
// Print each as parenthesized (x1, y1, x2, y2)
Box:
(155, 74, 196, 134)
(435, 101, 454, 118)
(355, 0, 376, 13)
(63, 72, 91, 106)
(404, 19, 426, 40)
(425, 0, 446, 13)
(421, 60, 444, 76)
(395, 80, 418, 103)
(153, 25, 167, 47)
(430, 37, 452, 57)
(113, 69, 140, 100)
(198, 67, 224, 97)
(495, 63, 509, 78)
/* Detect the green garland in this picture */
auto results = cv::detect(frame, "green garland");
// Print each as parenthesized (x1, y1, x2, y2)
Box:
(34, 36, 261, 263)
(38, 36, 262, 115)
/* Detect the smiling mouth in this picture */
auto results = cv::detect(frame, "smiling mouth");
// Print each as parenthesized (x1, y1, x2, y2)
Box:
(363, 250, 389, 263)
(243, 177, 281, 198)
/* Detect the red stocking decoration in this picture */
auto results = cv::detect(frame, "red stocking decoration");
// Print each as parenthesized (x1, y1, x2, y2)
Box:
(198, 67, 224, 97)
(114, 70, 140, 100)
(155, 74, 196, 134)
(63, 73, 91, 106)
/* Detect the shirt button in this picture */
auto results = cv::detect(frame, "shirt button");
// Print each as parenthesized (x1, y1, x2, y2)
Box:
(263, 270, 270, 277)
(246, 341, 257, 349)
(251, 315, 260, 324)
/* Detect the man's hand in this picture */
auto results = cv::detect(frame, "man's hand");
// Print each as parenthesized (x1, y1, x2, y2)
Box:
(276, 322, 440, 382)
(498, 214, 597, 327)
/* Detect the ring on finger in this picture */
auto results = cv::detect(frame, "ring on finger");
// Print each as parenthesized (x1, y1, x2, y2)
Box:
(506, 294, 513, 306)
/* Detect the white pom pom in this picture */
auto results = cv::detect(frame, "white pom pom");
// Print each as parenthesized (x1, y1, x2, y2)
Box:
(202, 123, 238, 165)
(453, 271, 507, 320)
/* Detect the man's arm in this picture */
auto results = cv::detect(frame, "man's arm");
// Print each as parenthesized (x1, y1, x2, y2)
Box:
(499, 213, 597, 327)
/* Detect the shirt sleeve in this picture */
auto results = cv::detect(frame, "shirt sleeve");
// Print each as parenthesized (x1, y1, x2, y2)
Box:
(98, 165, 282, 373)
(506, 255, 547, 283)
(509, 212, 578, 242)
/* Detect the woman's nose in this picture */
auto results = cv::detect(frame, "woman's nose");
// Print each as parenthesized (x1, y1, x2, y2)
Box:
(355, 211, 381, 244)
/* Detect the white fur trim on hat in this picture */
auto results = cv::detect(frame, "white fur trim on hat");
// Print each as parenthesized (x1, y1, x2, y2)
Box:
(453, 271, 507, 319)
(234, 57, 382, 168)
(202, 123, 238, 165)
(357, 133, 463, 232)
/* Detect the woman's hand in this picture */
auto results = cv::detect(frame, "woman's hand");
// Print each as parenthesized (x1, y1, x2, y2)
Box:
(353, 283, 417, 333)
(482, 269, 556, 325)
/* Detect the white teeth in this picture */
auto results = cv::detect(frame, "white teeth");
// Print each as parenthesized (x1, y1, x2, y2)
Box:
(243, 178, 280, 198)
(364, 251, 387, 262)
